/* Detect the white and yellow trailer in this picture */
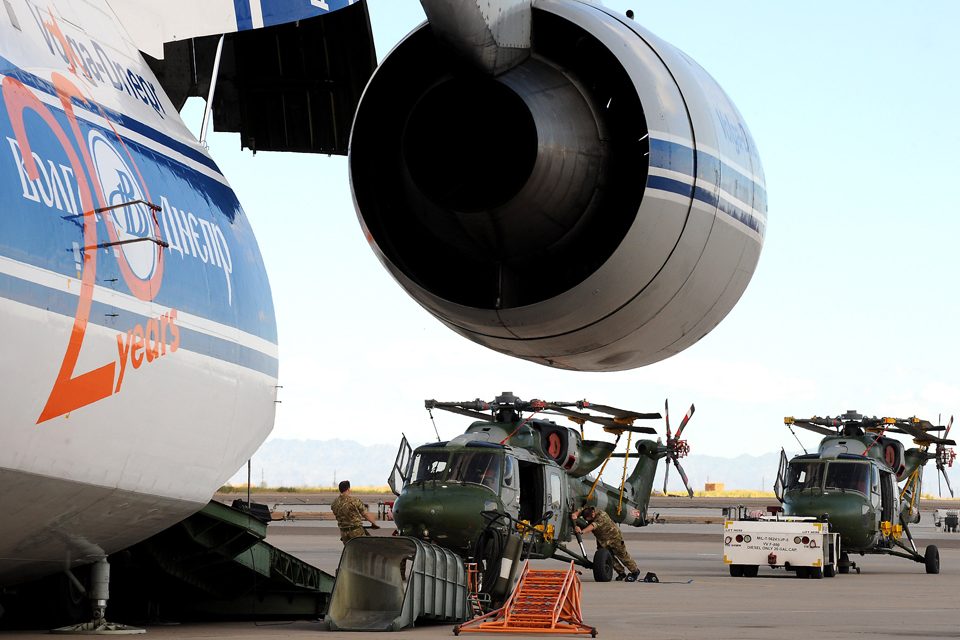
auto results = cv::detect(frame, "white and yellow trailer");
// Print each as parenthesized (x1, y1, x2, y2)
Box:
(723, 518, 840, 578)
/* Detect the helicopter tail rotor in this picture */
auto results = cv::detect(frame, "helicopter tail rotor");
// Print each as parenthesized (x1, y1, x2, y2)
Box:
(663, 456, 671, 496)
(672, 458, 694, 498)
(663, 402, 694, 497)
(936, 416, 956, 498)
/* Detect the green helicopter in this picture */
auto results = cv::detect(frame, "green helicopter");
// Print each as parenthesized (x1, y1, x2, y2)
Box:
(385, 392, 695, 587)
(774, 410, 956, 574)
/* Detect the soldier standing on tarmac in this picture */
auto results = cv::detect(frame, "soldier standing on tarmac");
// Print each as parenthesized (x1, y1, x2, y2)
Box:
(571, 505, 641, 582)
(331, 480, 379, 544)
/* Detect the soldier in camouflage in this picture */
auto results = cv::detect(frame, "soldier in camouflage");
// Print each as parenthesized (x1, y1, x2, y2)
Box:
(331, 480, 379, 544)
(572, 505, 641, 582)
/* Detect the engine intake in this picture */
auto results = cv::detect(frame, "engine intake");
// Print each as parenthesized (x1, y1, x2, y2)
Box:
(350, 2, 766, 371)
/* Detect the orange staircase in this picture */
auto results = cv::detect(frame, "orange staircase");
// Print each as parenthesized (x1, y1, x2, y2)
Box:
(454, 561, 596, 636)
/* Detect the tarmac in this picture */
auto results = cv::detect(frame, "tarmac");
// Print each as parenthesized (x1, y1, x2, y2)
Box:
(3, 497, 959, 638)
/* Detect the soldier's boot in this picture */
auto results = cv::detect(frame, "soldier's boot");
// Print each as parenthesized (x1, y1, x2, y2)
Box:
(614, 572, 627, 581)
(624, 569, 641, 582)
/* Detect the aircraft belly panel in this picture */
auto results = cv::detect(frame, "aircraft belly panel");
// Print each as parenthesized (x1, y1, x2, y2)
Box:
(0, 465, 205, 588)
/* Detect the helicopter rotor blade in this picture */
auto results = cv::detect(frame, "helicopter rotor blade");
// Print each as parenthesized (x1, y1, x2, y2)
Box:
(897, 421, 956, 446)
(582, 403, 662, 421)
(602, 425, 658, 435)
(673, 459, 694, 498)
(544, 406, 658, 433)
(943, 470, 955, 499)
(664, 399, 671, 441)
(946, 416, 954, 438)
(675, 404, 695, 438)
(663, 459, 670, 495)
(792, 420, 837, 436)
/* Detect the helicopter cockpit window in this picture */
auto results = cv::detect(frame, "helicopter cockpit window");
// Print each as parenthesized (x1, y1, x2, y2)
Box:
(409, 451, 449, 484)
(503, 455, 516, 488)
(786, 461, 824, 491)
(446, 452, 502, 492)
(825, 462, 870, 494)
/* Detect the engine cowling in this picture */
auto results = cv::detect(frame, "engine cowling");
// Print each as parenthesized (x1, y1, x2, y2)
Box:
(349, 0, 767, 371)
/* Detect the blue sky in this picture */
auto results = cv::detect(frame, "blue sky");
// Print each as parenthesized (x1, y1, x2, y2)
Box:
(204, 1, 960, 492)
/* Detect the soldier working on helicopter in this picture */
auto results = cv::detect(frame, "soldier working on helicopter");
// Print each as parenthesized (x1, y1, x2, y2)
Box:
(572, 505, 641, 582)
(331, 480, 379, 544)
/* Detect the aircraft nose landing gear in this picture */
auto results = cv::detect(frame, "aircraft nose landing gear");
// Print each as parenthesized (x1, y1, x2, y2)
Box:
(50, 559, 144, 635)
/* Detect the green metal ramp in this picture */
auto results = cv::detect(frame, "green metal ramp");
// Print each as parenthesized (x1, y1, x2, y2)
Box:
(325, 537, 468, 631)
(112, 500, 334, 620)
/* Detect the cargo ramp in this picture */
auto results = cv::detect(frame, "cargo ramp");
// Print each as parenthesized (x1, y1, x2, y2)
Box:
(111, 500, 335, 620)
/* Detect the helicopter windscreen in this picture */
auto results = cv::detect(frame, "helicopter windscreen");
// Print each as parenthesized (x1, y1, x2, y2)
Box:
(825, 462, 870, 494)
(787, 461, 824, 492)
(446, 452, 502, 492)
(409, 451, 450, 484)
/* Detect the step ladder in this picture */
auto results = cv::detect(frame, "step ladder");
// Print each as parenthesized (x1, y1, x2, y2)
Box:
(455, 561, 596, 636)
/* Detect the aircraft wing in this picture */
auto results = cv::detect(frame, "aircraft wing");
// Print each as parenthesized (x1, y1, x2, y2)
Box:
(107, 0, 359, 59)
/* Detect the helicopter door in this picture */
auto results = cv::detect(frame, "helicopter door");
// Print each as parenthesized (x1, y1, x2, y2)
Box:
(517, 461, 544, 523)
(774, 448, 788, 501)
(388, 434, 412, 496)
(879, 470, 896, 524)
(546, 470, 564, 533)
(501, 454, 520, 519)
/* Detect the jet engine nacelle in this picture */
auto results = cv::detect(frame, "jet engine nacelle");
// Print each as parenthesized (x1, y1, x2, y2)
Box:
(349, 0, 767, 371)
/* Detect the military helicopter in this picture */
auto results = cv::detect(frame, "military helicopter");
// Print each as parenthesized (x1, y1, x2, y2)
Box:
(773, 410, 956, 575)
(386, 392, 695, 588)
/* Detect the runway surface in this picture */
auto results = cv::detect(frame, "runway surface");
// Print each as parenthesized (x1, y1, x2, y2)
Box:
(3, 498, 958, 638)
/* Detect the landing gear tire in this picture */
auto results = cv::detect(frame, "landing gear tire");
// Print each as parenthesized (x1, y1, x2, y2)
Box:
(838, 553, 850, 574)
(809, 566, 823, 579)
(592, 548, 614, 582)
(925, 545, 940, 575)
(795, 567, 809, 579)
(743, 565, 759, 578)
(729, 564, 744, 577)
(824, 564, 836, 578)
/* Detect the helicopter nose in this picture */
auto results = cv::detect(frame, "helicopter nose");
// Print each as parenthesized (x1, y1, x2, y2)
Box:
(394, 497, 444, 529)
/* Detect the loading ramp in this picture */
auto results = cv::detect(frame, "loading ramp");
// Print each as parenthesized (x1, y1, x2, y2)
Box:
(110, 500, 335, 620)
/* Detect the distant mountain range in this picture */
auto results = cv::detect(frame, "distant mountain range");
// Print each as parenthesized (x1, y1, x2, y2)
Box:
(227, 439, 400, 488)
(227, 440, 959, 496)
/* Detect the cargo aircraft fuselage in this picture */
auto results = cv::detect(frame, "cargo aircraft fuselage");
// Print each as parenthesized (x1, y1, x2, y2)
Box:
(0, 0, 278, 587)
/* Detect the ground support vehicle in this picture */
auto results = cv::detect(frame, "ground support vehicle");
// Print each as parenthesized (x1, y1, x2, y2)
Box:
(724, 517, 840, 578)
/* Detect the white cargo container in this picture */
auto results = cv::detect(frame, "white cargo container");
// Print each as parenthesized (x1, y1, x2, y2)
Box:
(723, 518, 840, 579)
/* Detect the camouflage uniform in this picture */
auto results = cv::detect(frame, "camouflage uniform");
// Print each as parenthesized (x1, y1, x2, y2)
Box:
(331, 494, 369, 544)
(588, 510, 637, 575)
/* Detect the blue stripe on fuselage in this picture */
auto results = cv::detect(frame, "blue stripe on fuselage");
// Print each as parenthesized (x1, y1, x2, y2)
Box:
(234, 0, 254, 32)
(0, 270, 278, 377)
(0, 56, 222, 175)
